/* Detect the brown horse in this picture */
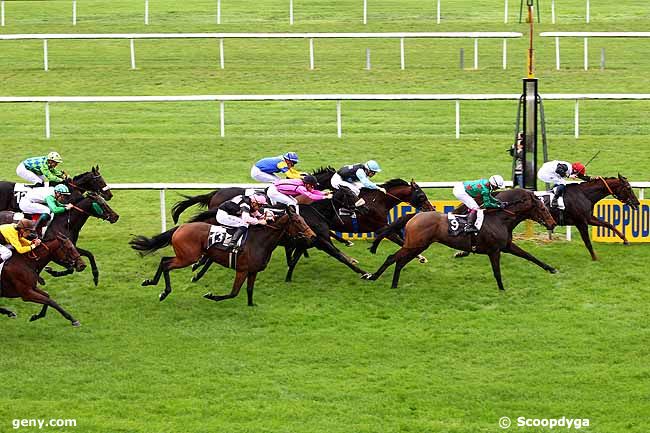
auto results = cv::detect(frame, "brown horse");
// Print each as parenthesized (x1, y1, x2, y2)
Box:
(548, 175, 639, 260)
(363, 188, 557, 290)
(130, 209, 316, 306)
(0, 233, 86, 326)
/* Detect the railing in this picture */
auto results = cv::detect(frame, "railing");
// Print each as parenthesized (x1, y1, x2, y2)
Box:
(0, 32, 521, 71)
(540, 32, 650, 71)
(108, 182, 650, 240)
(2, 93, 650, 140)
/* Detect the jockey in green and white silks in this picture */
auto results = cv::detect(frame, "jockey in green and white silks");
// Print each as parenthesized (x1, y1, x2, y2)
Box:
(452, 175, 505, 233)
(330, 160, 385, 206)
(18, 184, 73, 233)
(16, 152, 66, 185)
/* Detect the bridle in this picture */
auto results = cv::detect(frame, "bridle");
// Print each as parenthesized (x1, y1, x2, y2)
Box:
(597, 176, 626, 202)
(67, 173, 110, 195)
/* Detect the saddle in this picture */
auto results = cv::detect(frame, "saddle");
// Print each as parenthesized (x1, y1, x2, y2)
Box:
(207, 225, 246, 252)
(447, 210, 485, 236)
(535, 191, 566, 210)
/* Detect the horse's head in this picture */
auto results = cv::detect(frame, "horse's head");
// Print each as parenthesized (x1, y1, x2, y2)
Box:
(408, 180, 434, 211)
(68, 166, 112, 201)
(276, 207, 316, 241)
(499, 189, 556, 230)
(311, 166, 336, 190)
(51, 233, 86, 272)
(380, 179, 433, 211)
(610, 174, 640, 210)
(83, 192, 120, 223)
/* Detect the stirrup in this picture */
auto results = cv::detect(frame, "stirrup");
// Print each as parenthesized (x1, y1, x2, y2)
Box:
(355, 198, 366, 207)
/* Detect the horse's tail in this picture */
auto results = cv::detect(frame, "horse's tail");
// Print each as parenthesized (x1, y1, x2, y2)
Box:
(171, 190, 218, 224)
(130, 226, 179, 256)
(188, 208, 219, 223)
(369, 213, 417, 254)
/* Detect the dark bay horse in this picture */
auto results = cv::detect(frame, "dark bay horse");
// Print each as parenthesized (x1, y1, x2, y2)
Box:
(170, 166, 336, 224)
(547, 175, 639, 260)
(363, 188, 557, 290)
(0, 192, 119, 285)
(0, 233, 86, 326)
(0, 166, 112, 211)
(130, 209, 316, 306)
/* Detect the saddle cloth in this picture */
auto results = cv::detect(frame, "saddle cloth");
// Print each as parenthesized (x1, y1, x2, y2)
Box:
(535, 191, 565, 209)
(447, 210, 485, 236)
(12, 184, 36, 207)
(208, 225, 244, 251)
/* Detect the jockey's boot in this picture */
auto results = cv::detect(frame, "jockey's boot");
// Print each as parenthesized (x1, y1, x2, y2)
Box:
(230, 227, 247, 252)
(464, 210, 479, 233)
(551, 184, 566, 209)
(35, 213, 51, 235)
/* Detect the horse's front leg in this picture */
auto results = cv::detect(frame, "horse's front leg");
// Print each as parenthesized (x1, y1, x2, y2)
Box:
(76, 248, 100, 286)
(30, 305, 48, 322)
(204, 271, 248, 303)
(386, 232, 427, 264)
(23, 289, 79, 326)
(487, 250, 505, 291)
(587, 215, 629, 245)
(503, 242, 558, 273)
(0, 307, 17, 318)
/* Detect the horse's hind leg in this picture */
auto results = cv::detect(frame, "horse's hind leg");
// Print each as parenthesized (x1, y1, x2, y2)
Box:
(391, 247, 426, 289)
(204, 271, 247, 303)
(362, 251, 399, 281)
(245, 272, 258, 307)
(192, 255, 208, 272)
(387, 233, 427, 264)
(0, 307, 16, 318)
(330, 231, 354, 247)
(23, 290, 79, 326)
(191, 259, 213, 283)
(142, 256, 173, 287)
(576, 222, 598, 261)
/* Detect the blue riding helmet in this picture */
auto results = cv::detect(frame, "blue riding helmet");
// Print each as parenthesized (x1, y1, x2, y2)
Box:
(53, 184, 71, 195)
(283, 152, 299, 163)
(365, 160, 382, 173)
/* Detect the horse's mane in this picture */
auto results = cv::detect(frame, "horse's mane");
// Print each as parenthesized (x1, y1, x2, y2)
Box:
(381, 179, 409, 190)
(311, 166, 336, 176)
(189, 208, 218, 223)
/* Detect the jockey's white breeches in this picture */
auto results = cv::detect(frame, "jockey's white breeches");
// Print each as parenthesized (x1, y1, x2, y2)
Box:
(330, 173, 362, 196)
(250, 166, 280, 183)
(216, 209, 248, 228)
(452, 184, 479, 210)
(16, 163, 44, 184)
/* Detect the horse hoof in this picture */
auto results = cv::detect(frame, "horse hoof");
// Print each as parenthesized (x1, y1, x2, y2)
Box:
(203, 292, 213, 299)
(141, 279, 150, 286)
(9, 312, 17, 319)
(159, 291, 170, 302)
(623, 241, 630, 246)
(29, 315, 39, 322)
(361, 273, 373, 280)
(351, 258, 359, 265)
(454, 251, 469, 259)
(72, 320, 81, 327)
(346, 242, 354, 247)
(549, 268, 558, 274)
(418, 257, 428, 264)
(190, 276, 198, 283)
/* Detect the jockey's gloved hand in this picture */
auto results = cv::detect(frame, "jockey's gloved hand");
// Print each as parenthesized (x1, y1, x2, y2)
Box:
(499, 201, 508, 209)
(378, 187, 387, 194)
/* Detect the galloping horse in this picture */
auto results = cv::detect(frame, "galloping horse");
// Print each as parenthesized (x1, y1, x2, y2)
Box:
(130, 209, 315, 306)
(0, 233, 86, 326)
(363, 188, 557, 290)
(547, 175, 639, 260)
(170, 166, 336, 224)
(0, 166, 112, 211)
(0, 192, 120, 285)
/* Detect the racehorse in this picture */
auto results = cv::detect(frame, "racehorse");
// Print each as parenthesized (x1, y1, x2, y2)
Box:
(170, 166, 336, 224)
(0, 166, 112, 212)
(546, 175, 639, 260)
(0, 233, 86, 326)
(0, 192, 119, 285)
(130, 209, 316, 306)
(285, 179, 435, 275)
(363, 188, 557, 290)
(188, 186, 365, 283)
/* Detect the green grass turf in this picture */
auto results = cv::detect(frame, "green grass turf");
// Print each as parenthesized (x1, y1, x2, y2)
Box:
(1, 1, 649, 432)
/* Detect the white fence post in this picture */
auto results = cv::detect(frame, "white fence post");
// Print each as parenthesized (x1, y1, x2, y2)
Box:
(436, 0, 441, 24)
(574, 99, 580, 138)
(400, 38, 405, 70)
(144, 0, 149, 25)
(502, 39, 507, 69)
(289, 0, 294, 25)
(309, 38, 314, 70)
(504, 0, 508, 23)
(586, 0, 590, 23)
(45, 103, 51, 139)
(363, 0, 367, 24)
(43, 39, 49, 71)
(72, 0, 77, 25)
(336, 100, 342, 138)
(555, 36, 560, 70)
(584, 37, 589, 70)
(365, 48, 371, 70)
(473, 38, 478, 69)
(455, 100, 460, 139)
(219, 39, 224, 69)
(160, 189, 167, 232)
(219, 101, 225, 137)
(551, 0, 556, 24)
(130, 39, 136, 69)
(217, 0, 221, 24)
(1, 1, 4, 27)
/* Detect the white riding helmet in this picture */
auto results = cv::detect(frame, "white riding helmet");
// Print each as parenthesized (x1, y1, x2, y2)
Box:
(488, 175, 505, 189)
(47, 151, 63, 163)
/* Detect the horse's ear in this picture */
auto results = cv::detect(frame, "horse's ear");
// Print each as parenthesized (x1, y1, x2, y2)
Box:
(618, 172, 624, 180)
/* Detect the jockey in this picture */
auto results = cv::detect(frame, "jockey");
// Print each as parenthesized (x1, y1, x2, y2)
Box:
(453, 175, 506, 233)
(0, 219, 42, 275)
(251, 152, 302, 183)
(18, 184, 73, 233)
(267, 175, 328, 213)
(16, 152, 67, 186)
(330, 160, 385, 206)
(216, 193, 271, 250)
(537, 160, 590, 208)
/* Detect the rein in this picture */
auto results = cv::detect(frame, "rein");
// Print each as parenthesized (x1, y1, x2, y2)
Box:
(598, 176, 621, 200)
(67, 174, 107, 194)
(27, 241, 50, 260)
